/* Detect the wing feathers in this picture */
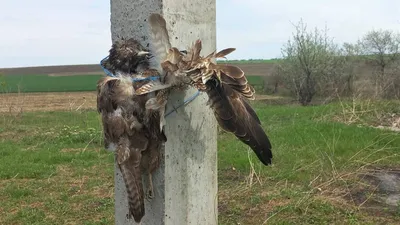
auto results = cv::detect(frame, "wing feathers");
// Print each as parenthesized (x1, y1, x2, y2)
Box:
(135, 81, 172, 95)
(148, 13, 172, 73)
(215, 48, 236, 58)
(205, 80, 272, 165)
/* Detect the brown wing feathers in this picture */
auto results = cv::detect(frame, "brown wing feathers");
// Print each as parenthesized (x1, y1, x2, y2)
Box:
(151, 18, 273, 165)
(97, 12, 273, 222)
(161, 36, 272, 165)
(205, 74, 272, 165)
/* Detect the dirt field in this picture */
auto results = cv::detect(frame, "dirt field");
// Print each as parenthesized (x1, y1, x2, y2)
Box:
(0, 92, 97, 113)
(0, 92, 281, 113)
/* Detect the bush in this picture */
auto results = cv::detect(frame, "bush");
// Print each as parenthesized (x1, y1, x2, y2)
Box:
(277, 20, 351, 105)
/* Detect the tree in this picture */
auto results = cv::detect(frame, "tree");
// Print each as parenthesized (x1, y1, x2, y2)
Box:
(277, 20, 348, 105)
(340, 42, 362, 95)
(357, 29, 400, 98)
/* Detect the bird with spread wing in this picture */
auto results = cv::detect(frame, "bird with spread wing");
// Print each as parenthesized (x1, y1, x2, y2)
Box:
(147, 13, 273, 166)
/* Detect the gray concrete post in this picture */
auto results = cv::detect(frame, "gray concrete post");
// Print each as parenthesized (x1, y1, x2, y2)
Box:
(110, 0, 217, 224)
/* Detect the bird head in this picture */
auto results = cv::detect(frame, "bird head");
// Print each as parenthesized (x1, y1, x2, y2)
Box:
(106, 38, 151, 73)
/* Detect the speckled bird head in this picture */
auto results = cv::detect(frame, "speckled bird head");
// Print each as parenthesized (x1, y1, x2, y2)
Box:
(103, 38, 151, 73)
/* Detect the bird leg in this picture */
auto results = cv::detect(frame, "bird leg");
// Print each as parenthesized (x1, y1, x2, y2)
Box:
(128, 115, 143, 131)
(146, 172, 154, 199)
(142, 140, 161, 201)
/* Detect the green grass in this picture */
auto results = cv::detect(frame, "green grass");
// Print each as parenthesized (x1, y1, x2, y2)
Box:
(217, 58, 280, 64)
(0, 74, 265, 94)
(0, 101, 399, 224)
(246, 75, 263, 85)
(0, 74, 103, 93)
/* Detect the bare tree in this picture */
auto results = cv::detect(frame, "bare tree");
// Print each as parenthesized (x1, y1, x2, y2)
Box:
(340, 42, 363, 95)
(357, 29, 400, 98)
(278, 20, 348, 105)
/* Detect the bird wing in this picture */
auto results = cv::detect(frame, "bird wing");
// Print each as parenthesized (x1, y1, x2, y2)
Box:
(96, 76, 119, 113)
(217, 64, 255, 100)
(148, 13, 172, 74)
(205, 78, 272, 166)
(135, 80, 172, 95)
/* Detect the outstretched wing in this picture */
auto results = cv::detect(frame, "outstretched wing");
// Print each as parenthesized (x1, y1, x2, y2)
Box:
(205, 78, 272, 165)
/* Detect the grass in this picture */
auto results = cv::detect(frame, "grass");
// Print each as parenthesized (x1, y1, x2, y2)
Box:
(0, 74, 265, 93)
(1, 101, 399, 224)
(217, 58, 280, 64)
(0, 74, 103, 93)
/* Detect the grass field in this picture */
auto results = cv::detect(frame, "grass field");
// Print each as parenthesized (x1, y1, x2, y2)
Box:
(0, 74, 264, 93)
(218, 59, 280, 64)
(0, 74, 103, 93)
(1, 98, 399, 224)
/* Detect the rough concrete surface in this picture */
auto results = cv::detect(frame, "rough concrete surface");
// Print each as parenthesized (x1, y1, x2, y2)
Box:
(110, 0, 217, 224)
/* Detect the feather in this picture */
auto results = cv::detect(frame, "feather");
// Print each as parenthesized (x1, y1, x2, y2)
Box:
(144, 13, 272, 166)
(205, 79, 272, 165)
(215, 48, 236, 58)
(135, 81, 172, 95)
(148, 13, 172, 74)
(97, 37, 173, 223)
(117, 136, 147, 223)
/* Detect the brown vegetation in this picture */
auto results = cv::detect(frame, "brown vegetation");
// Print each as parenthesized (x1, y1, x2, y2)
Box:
(0, 92, 96, 113)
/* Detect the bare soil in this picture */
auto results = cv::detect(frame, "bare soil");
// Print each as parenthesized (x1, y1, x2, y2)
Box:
(0, 92, 97, 113)
(0, 91, 279, 113)
(344, 167, 400, 216)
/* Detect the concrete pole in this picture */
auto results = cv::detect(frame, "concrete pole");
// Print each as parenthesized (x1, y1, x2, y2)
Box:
(110, 1, 217, 224)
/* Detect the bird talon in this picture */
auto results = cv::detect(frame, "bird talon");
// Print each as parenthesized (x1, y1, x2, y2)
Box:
(146, 189, 154, 200)
(145, 173, 154, 200)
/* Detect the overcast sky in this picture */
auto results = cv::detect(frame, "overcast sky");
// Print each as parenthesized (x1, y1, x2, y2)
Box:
(1, 0, 399, 68)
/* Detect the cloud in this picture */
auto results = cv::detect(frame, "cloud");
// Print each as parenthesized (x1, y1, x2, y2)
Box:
(1, 0, 399, 67)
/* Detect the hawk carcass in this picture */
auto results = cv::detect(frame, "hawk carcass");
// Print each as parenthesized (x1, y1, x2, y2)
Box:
(150, 13, 273, 166)
(97, 38, 171, 223)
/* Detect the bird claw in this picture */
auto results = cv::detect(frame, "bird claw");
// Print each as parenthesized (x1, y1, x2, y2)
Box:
(206, 98, 212, 106)
(145, 173, 154, 200)
(146, 189, 154, 200)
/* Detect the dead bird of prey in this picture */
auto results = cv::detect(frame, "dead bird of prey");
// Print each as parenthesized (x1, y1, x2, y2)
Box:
(97, 12, 192, 222)
(97, 37, 171, 223)
(148, 13, 273, 166)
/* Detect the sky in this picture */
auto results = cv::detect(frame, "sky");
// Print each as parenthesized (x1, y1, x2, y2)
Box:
(0, 0, 399, 68)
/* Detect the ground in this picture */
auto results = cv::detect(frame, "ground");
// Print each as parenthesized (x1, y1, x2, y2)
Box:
(0, 91, 282, 113)
(0, 92, 97, 113)
(1, 90, 399, 224)
(1, 63, 399, 224)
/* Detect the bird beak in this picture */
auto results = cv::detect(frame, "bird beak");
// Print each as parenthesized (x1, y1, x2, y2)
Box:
(137, 51, 150, 56)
